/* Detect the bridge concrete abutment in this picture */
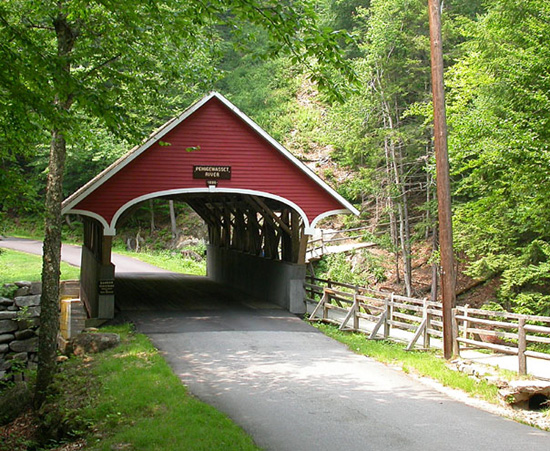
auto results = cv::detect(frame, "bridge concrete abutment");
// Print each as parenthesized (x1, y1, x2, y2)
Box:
(207, 245, 306, 314)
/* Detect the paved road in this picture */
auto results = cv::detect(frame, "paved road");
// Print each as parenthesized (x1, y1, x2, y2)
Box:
(4, 236, 550, 449)
(117, 275, 550, 451)
(0, 236, 168, 273)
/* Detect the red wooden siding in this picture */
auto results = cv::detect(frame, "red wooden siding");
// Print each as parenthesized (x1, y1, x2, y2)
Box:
(72, 96, 347, 226)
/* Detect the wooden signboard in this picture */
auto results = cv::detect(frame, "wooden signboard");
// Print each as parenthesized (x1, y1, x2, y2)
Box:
(193, 165, 231, 180)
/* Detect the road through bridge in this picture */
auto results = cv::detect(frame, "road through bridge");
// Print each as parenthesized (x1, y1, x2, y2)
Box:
(3, 237, 549, 450)
(119, 275, 550, 451)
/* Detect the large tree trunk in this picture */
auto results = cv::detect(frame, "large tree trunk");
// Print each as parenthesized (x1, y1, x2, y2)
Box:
(34, 131, 67, 407)
(34, 13, 75, 408)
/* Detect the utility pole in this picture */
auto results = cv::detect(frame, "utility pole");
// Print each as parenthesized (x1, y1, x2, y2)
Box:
(428, 0, 456, 359)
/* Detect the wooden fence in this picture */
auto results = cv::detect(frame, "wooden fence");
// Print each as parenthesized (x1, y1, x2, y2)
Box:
(307, 226, 371, 260)
(305, 276, 550, 375)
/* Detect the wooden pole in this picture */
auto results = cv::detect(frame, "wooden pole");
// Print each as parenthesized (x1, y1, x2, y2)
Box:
(518, 318, 527, 375)
(428, 0, 456, 359)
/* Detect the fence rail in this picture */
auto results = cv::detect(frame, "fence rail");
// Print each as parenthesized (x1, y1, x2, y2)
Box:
(306, 227, 372, 260)
(305, 276, 550, 376)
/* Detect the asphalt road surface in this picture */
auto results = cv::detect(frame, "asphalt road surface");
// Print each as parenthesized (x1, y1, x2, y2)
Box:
(3, 237, 550, 450)
(117, 275, 550, 451)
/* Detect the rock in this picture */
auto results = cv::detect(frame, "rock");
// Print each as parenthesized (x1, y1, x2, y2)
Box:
(181, 249, 203, 261)
(499, 380, 550, 407)
(14, 329, 35, 340)
(0, 311, 17, 320)
(14, 281, 31, 288)
(0, 297, 13, 306)
(0, 344, 8, 354)
(25, 306, 41, 317)
(14, 294, 41, 308)
(69, 332, 121, 356)
(0, 334, 14, 344)
(17, 318, 39, 330)
(7, 306, 17, 311)
(9, 337, 38, 353)
(14, 287, 31, 296)
(29, 282, 42, 295)
(8, 352, 28, 361)
(14, 287, 30, 297)
(0, 320, 18, 334)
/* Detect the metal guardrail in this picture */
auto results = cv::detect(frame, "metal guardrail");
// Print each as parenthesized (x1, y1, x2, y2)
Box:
(305, 276, 550, 375)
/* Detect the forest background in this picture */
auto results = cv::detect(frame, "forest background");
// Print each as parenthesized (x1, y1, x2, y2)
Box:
(2, 0, 550, 319)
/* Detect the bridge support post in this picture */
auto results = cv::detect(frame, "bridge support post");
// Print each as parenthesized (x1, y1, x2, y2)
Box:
(80, 218, 115, 319)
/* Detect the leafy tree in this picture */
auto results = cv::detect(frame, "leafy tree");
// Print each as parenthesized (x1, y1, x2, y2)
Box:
(321, 0, 434, 295)
(447, 0, 550, 314)
(0, 0, 353, 407)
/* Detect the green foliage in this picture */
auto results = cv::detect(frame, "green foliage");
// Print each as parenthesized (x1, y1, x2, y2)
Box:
(465, 241, 550, 316)
(443, 0, 550, 316)
(0, 382, 32, 426)
(314, 249, 386, 287)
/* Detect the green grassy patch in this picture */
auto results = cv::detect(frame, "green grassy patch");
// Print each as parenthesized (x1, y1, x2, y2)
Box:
(0, 248, 80, 285)
(112, 247, 206, 276)
(313, 322, 500, 404)
(6, 324, 260, 450)
(82, 325, 257, 450)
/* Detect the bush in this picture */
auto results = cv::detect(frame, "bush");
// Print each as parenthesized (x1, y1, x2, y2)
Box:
(0, 382, 32, 426)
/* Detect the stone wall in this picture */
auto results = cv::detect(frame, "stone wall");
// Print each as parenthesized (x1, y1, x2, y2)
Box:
(0, 282, 42, 383)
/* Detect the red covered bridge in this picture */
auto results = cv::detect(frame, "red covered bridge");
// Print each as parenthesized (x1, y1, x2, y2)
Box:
(62, 92, 358, 319)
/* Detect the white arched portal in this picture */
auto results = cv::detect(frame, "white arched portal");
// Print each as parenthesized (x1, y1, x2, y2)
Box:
(70, 187, 323, 237)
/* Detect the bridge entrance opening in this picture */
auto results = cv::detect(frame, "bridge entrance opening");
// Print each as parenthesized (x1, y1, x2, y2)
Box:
(62, 92, 358, 320)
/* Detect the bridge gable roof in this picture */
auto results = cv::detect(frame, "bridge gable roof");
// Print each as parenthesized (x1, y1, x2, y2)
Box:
(62, 92, 358, 233)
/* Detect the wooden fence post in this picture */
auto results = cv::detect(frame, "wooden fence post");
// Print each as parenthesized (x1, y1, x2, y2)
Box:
(384, 294, 392, 338)
(353, 292, 359, 331)
(518, 317, 527, 376)
(309, 289, 326, 321)
(462, 305, 469, 340)
(423, 298, 431, 349)
(452, 308, 459, 357)
(323, 290, 329, 321)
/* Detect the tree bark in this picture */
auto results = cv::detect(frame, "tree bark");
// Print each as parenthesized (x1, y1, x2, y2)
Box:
(34, 130, 67, 408)
(34, 12, 76, 408)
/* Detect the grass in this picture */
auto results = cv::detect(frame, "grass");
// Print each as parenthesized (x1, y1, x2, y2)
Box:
(312, 322, 500, 404)
(0, 248, 80, 285)
(111, 246, 207, 276)
(84, 325, 258, 450)
(1, 324, 260, 450)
